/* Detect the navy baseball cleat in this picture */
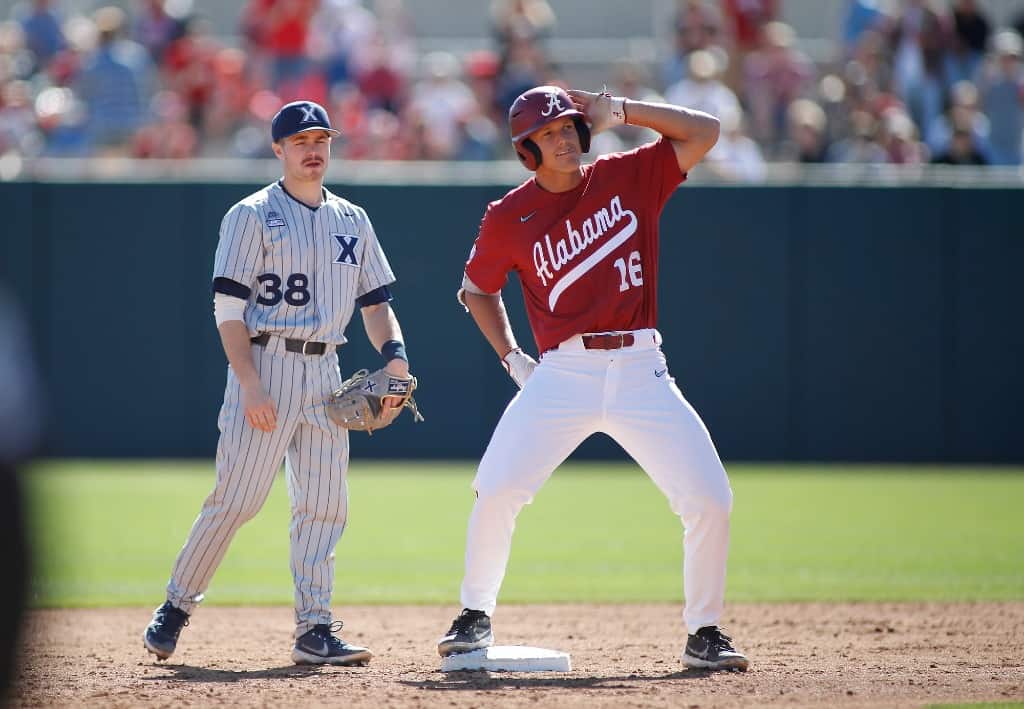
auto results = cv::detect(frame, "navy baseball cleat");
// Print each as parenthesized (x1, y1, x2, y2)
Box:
(682, 626, 749, 671)
(143, 601, 189, 661)
(437, 608, 494, 657)
(291, 621, 372, 666)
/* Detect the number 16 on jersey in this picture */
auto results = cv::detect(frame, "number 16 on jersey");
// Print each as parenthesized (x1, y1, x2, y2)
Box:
(614, 250, 643, 292)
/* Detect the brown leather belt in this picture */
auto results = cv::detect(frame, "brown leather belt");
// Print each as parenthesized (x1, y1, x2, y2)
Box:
(251, 333, 327, 355)
(581, 333, 635, 350)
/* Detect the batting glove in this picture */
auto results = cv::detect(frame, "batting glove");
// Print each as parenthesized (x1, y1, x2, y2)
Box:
(502, 348, 538, 389)
(568, 89, 628, 135)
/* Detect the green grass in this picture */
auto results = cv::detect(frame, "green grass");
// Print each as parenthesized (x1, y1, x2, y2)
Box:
(22, 461, 1024, 607)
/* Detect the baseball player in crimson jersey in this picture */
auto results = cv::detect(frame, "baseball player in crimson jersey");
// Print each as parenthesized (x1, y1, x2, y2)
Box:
(143, 100, 413, 666)
(437, 86, 748, 671)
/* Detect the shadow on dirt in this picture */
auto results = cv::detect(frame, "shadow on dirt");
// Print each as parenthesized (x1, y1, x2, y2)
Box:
(400, 669, 720, 690)
(142, 664, 340, 682)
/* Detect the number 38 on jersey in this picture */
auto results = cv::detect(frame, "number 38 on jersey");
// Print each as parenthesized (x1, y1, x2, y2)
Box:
(256, 272, 311, 306)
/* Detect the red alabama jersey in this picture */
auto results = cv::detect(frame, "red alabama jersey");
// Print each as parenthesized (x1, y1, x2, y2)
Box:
(465, 137, 685, 354)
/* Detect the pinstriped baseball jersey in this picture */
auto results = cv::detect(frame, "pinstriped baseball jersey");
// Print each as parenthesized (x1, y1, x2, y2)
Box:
(214, 179, 395, 345)
(161, 179, 397, 640)
(144, 102, 401, 663)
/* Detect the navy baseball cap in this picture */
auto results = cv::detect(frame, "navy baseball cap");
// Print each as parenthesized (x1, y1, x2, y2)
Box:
(271, 100, 341, 143)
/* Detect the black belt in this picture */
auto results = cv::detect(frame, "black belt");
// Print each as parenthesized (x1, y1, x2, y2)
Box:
(251, 333, 327, 355)
(581, 333, 635, 350)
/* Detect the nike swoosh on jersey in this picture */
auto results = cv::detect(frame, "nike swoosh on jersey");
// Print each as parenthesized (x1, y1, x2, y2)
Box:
(547, 209, 639, 311)
(520, 211, 537, 223)
(655, 369, 667, 377)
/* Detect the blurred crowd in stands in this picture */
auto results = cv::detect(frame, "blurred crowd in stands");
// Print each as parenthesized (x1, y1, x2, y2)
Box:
(0, 0, 1022, 174)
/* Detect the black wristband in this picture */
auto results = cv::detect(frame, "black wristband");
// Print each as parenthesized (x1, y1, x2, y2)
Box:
(381, 340, 408, 363)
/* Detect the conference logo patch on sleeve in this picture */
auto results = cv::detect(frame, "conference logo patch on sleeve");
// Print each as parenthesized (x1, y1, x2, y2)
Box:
(265, 210, 286, 228)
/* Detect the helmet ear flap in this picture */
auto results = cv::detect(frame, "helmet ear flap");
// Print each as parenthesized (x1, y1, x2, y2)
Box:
(573, 116, 591, 153)
(517, 138, 542, 170)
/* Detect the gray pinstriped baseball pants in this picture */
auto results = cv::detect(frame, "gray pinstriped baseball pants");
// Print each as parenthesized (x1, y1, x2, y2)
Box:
(166, 342, 349, 637)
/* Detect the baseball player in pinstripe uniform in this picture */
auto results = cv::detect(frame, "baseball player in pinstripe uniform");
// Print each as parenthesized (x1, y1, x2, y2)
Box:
(143, 100, 413, 666)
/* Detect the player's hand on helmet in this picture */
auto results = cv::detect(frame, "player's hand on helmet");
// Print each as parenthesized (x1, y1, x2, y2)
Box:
(241, 380, 277, 432)
(502, 348, 538, 389)
(568, 89, 627, 135)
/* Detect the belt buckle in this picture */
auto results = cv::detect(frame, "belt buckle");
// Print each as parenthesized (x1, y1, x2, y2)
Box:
(616, 333, 626, 349)
(301, 340, 316, 355)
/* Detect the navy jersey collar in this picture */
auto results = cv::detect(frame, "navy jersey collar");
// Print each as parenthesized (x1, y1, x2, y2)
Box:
(277, 179, 327, 211)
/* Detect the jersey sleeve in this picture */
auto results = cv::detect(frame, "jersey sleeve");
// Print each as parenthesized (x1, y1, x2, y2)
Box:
(621, 137, 686, 211)
(463, 203, 513, 294)
(356, 212, 396, 298)
(212, 202, 264, 297)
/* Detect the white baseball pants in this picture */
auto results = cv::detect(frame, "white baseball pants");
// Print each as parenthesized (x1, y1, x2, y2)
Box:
(460, 329, 734, 634)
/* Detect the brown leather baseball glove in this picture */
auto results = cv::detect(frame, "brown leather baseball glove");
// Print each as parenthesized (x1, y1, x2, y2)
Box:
(326, 368, 424, 434)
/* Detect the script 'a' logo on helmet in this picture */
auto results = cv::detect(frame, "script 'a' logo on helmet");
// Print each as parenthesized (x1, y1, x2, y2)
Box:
(298, 104, 318, 123)
(540, 91, 565, 117)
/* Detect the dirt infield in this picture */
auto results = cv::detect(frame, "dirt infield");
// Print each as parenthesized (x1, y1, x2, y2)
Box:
(12, 602, 1024, 708)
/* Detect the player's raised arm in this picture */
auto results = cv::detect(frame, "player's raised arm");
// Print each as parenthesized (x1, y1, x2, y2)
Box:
(567, 89, 720, 174)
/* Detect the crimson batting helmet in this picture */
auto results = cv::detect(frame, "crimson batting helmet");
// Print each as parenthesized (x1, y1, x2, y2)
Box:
(509, 86, 591, 170)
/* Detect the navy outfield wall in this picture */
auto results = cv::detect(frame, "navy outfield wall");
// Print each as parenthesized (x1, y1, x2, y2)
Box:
(1, 181, 1020, 462)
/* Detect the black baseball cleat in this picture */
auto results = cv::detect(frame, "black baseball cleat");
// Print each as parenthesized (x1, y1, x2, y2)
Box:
(292, 621, 373, 666)
(143, 601, 190, 661)
(437, 608, 494, 657)
(682, 626, 749, 671)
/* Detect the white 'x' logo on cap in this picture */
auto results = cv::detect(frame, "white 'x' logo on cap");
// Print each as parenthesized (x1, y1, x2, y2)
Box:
(298, 104, 318, 123)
